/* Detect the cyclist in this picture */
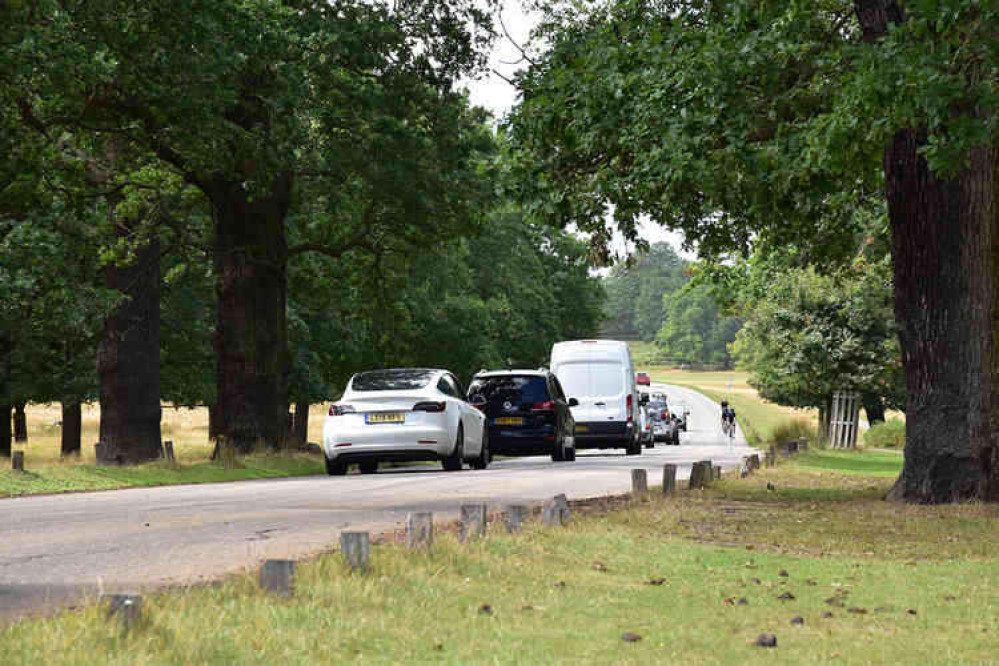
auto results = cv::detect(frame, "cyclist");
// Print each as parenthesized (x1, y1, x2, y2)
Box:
(720, 400, 736, 436)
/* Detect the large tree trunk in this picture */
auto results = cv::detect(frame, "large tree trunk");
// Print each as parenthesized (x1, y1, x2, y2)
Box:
(208, 402, 223, 442)
(96, 231, 162, 465)
(293, 401, 309, 444)
(857, 0, 999, 502)
(208, 175, 292, 453)
(13, 402, 27, 442)
(0, 403, 10, 459)
(61, 401, 82, 457)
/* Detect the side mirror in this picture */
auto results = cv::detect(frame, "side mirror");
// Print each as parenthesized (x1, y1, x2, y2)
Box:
(568, 398, 579, 407)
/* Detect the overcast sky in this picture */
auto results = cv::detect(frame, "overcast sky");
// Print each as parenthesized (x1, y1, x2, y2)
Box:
(459, 2, 693, 261)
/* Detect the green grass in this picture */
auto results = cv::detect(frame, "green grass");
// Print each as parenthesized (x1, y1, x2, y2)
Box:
(792, 449, 904, 478)
(0, 453, 323, 498)
(4, 468, 996, 665)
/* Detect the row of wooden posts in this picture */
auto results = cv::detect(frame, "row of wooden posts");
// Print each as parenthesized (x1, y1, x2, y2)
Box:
(7, 441, 178, 472)
(103, 452, 784, 630)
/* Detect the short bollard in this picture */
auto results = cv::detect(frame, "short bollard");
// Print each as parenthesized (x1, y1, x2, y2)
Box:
(340, 531, 370, 572)
(543, 494, 570, 527)
(503, 505, 528, 533)
(260, 559, 295, 596)
(105, 594, 142, 632)
(689, 460, 712, 489)
(460, 504, 488, 542)
(12, 451, 24, 472)
(713, 465, 722, 481)
(94, 441, 106, 462)
(406, 512, 434, 549)
(748, 454, 761, 471)
(661, 464, 677, 495)
(765, 446, 777, 467)
(631, 469, 648, 500)
(163, 440, 176, 463)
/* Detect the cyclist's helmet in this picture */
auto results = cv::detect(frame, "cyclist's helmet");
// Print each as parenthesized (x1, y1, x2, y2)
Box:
(721, 400, 729, 408)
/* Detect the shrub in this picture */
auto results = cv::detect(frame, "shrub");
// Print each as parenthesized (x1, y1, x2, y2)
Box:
(768, 418, 817, 445)
(864, 419, 905, 449)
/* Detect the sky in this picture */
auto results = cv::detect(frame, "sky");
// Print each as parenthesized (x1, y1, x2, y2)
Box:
(458, 1, 693, 261)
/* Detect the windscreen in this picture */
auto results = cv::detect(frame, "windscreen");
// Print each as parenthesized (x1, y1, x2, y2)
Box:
(556, 362, 624, 398)
(468, 375, 549, 408)
(351, 369, 435, 392)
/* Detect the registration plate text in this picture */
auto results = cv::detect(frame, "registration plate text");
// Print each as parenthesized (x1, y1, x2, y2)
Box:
(367, 412, 404, 424)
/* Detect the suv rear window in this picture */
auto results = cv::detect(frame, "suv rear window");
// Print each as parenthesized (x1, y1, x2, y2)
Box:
(467, 375, 550, 407)
(351, 369, 435, 391)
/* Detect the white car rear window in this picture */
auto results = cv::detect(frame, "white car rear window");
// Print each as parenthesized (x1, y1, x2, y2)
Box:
(557, 363, 624, 397)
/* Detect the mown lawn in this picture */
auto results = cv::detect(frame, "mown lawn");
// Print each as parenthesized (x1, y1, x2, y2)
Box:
(3, 447, 995, 665)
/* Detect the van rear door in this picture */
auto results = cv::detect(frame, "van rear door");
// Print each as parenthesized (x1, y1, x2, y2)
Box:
(554, 361, 627, 423)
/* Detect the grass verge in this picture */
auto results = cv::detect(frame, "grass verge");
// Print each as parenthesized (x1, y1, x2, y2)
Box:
(0, 453, 323, 498)
(3, 450, 995, 665)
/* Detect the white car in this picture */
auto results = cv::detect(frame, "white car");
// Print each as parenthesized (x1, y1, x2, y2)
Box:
(322, 368, 488, 476)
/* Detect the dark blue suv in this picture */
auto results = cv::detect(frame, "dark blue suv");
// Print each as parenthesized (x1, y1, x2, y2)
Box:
(467, 370, 577, 462)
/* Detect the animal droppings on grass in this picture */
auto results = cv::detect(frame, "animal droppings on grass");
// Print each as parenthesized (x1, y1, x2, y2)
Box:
(591, 560, 607, 571)
(722, 598, 735, 606)
(806, 578, 817, 586)
(778, 570, 789, 577)
(621, 632, 642, 642)
(826, 597, 844, 607)
(907, 609, 918, 616)
(520, 605, 534, 611)
(737, 598, 749, 606)
(791, 616, 804, 626)
(848, 607, 868, 615)
(434, 643, 443, 651)
(754, 633, 778, 648)
(750, 577, 762, 584)
(777, 592, 796, 601)
(478, 604, 493, 616)
(943, 595, 957, 601)
(874, 606, 892, 613)
(646, 578, 666, 586)
(821, 611, 834, 619)
(553, 581, 566, 588)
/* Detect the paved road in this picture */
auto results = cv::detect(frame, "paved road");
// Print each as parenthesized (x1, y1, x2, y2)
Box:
(0, 383, 750, 622)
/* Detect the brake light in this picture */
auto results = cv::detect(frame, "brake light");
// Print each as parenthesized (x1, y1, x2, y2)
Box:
(627, 394, 633, 422)
(661, 410, 668, 419)
(413, 401, 446, 413)
(329, 404, 355, 416)
(531, 401, 555, 412)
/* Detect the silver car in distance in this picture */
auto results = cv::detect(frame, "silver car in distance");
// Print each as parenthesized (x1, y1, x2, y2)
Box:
(322, 368, 489, 476)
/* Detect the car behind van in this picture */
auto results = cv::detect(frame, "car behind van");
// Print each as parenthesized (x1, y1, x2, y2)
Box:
(549, 340, 642, 455)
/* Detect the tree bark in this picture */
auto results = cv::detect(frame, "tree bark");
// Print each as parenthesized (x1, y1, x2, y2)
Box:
(208, 174, 292, 453)
(1, 332, 12, 458)
(61, 401, 82, 457)
(857, 0, 999, 502)
(13, 402, 27, 442)
(208, 402, 222, 442)
(96, 231, 163, 465)
(861, 393, 886, 427)
(0, 403, 10, 458)
(293, 401, 309, 444)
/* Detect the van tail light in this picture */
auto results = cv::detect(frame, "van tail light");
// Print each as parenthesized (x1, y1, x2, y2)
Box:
(627, 394, 633, 422)
(329, 404, 355, 416)
(413, 401, 446, 413)
(531, 401, 555, 412)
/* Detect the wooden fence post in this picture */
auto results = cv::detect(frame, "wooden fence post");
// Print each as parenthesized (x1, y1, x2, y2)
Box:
(661, 464, 677, 495)
(163, 440, 176, 463)
(259, 560, 295, 596)
(631, 469, 648, 500)
(406, 512, 434, 549)
(340, 532, 370, 572)
(460, 504, 488, 542)
(713, 465, 722, 480)
(689, 460, 712, 489)
(543, 494, 570, 526)
(503, 505, 528, 533)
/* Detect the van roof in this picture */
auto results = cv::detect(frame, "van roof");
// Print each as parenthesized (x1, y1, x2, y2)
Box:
(552, 339, 630, 347)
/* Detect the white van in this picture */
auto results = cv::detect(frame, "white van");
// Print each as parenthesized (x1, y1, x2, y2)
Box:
(549, 340, 642, 455)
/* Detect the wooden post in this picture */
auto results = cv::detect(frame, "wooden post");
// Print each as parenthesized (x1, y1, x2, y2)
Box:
(94, 441, 105, 463)
(259, 559, 295, 595)
(689, 460, 712, 489)
(661, 464, 677, 495)
(11, 451, 23, 472)
(765, 446, 777, 467)
(105, 594, 142, 632)
(163, 440, 175, 463)
(406, 512, 434, 549)
(459, 504, 488, 542)
(503, 505, 528, 533)
(713, 465, 722, 480)
(543, 494, 570, 526)
(798, 437, 808, 452)
(631, 469, 648, 499)
(340, 531, 370, 572)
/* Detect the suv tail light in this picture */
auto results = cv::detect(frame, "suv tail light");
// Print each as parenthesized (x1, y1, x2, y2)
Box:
(329, 404, 355, 416)
(413, 401, 446, 413)
(627, 394, 633, 422)
(531, 400, 555, 412)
